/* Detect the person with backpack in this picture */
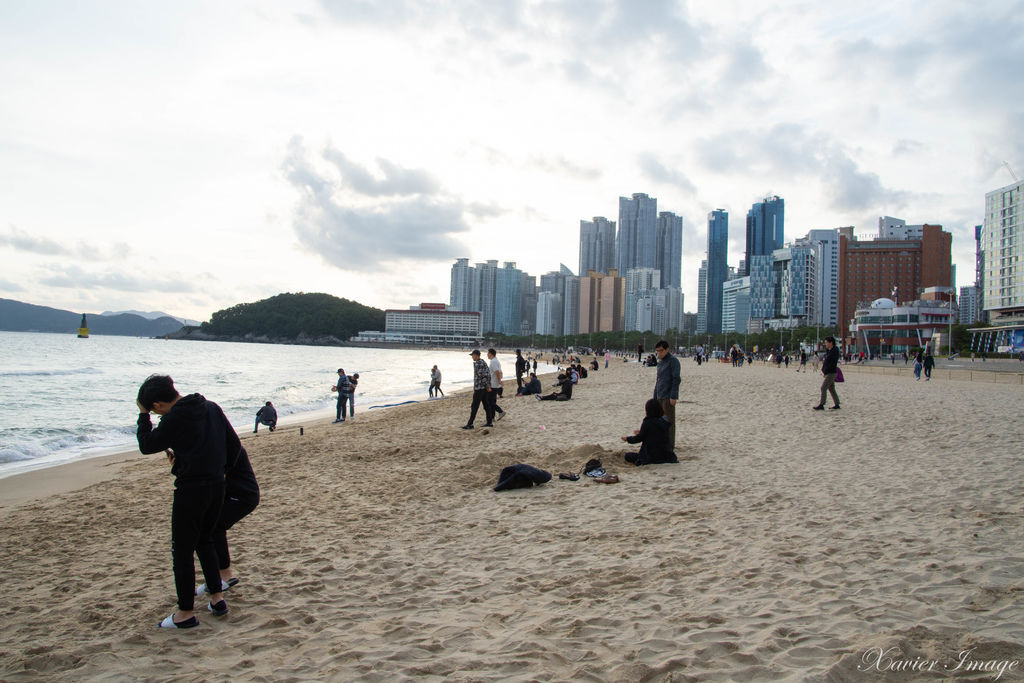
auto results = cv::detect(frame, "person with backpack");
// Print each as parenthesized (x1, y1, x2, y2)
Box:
(331, 368, 352, 423)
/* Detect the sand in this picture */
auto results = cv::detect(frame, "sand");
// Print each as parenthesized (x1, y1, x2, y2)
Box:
(1, 358, 1023, 681)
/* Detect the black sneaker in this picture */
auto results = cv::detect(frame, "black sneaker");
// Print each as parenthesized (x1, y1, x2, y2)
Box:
(483, 422, 495, 427)
(461, 424, 474, 430)
(812, 405, 825, 410)
(829, 405, 841, 410)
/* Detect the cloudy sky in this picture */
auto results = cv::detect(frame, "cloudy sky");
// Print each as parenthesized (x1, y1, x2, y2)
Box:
(1, 0, 1021, 322)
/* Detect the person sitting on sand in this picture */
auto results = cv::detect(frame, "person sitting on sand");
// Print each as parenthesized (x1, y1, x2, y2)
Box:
(254, 401, 277, 433)
(537, 372, 573, 401)
(518, 372, 542, 396)
(621, 398, 679, 465)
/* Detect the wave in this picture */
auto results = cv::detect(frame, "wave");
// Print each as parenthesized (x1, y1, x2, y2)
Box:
(0, 367, 104, 378)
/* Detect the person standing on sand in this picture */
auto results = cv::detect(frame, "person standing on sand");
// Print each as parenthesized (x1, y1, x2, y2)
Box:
(331, 368, 351, 423)
(514, 349, 527, 391)
(348, 373, 359, 418)
(429, 365, 443, 397)
(653, 340, 681, 449)
(462, 350, 493, 429)
(487, 348, 506, 421)
(813, 336, 841, 411)
(135, 374, 232, 629)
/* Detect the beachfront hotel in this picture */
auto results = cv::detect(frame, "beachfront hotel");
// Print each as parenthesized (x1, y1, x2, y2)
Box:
(969, 180, 1024, 354)
(369, 304, 482, 346)
(847, 287, 957, 356)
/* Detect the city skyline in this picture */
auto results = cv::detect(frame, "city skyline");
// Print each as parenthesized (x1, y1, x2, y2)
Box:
(1, 2, 1020, 321)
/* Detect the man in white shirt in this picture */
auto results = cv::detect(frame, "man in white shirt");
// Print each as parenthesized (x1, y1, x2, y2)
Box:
(487, 348, 506, 422)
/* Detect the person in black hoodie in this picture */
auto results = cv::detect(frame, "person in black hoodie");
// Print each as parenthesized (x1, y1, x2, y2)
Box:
(814, 336, 841, 410)
(621, 398, 679, 465)
(136, 374, 238, 629)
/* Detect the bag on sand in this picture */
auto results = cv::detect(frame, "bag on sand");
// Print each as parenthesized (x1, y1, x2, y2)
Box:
(835, 367, 845, 383)
(583, 459, 606, 478)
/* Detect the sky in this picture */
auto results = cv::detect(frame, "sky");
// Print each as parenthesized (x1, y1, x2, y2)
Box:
(1, 0, 1022, 323)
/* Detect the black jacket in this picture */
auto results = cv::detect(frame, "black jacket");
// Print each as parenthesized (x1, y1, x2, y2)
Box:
(822, 347, 840, 375)
(625, 416, 678, 465)
(137, 393, 240, 488)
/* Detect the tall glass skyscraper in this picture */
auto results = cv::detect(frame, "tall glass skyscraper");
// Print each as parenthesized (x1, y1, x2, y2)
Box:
(744, 196, 784, 276)
(494, 262, 523, 335)
(706, 210, 729, 334)
(579, 217, 617, 276)
(656, 211, 683, 289)
(617, 193, 658, 276)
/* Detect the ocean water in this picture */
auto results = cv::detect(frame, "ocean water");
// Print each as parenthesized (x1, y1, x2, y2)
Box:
(0, 332, 542, 479)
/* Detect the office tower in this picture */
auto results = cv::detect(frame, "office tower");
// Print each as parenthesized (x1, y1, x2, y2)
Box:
(536, 292, 564, 336)
(744, 196, 784, 276)
(722, 277, 752, 334)
(579, 217, 617, 276)
(706, 209, 729, 334)
(696, 259, 708, 334)
(562, 276, 580, 336)
(579, 269, 625, 333)
(449, 258, 473, 311)
(974, 224, 986, 321)
(748, 255, 775, 320)
(493, 262, 523, 335)
(773, 245, 816, 320)
(837, 224, 953, 343)
(802, 229, 841, 326)
(625, 267, 661, 332)
(617, 193, 658, 276)
(520, 273, 537, 336)
(656, 211, 683, 288)
(638, 286, 684, 335)
(959, 285, 979, 324)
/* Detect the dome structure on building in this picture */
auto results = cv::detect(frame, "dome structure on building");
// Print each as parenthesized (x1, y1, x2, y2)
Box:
(870, 298, 896, 309)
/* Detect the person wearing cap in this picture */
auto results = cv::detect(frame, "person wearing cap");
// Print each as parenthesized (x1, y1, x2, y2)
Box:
(462, 350, 494, 429)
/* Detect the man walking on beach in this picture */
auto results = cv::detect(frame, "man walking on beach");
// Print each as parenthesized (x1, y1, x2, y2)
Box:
(487, 348, 506, 421)
(135, 374, 233, 628)
(462, 350, 494, 429)
(653, 340, 681, 449)
(813, 336, 841, 410)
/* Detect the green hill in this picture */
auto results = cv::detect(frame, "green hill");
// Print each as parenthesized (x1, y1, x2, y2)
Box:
(200, 292, 384, 342)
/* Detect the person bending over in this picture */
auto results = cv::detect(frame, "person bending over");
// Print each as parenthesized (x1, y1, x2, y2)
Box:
(621, 398, 679, 465)
(136, 374, 236, 628)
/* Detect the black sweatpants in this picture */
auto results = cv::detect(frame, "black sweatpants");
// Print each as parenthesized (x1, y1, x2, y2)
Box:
(172, 482, 225, 611)
(467, 388, 494, 426)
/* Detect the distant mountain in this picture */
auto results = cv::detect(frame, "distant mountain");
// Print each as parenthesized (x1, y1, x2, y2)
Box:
(102, 309, 199, 326)
(0, 298, 186, 337)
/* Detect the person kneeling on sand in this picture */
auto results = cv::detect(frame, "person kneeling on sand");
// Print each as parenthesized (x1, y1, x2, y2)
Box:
(537, 373, 573, 401)
(621, 398, 679, 465)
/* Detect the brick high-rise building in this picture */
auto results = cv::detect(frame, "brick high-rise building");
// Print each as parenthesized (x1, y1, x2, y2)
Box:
(837, 224, 952, 345)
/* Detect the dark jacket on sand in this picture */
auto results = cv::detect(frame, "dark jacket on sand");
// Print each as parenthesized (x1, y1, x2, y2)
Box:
(137, 393, 240, 488)
(822, 347, 840, 375)
(625, 416, 678, 465)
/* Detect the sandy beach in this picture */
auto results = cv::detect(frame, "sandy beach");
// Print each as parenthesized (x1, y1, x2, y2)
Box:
(1, 357, 1022, 681)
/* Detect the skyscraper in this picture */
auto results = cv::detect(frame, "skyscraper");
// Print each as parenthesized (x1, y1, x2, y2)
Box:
(696, 259, 708, 334)
(982, 181, 1024, 322)
(449, 258, 473, 311)
(579, 269, 625, 333)
(579, 217, 617, 276)
(706, 209, 729, 334)
(536, 292, 564, 336)
(493, 262, 523, 335)
(744, 196, 784, 276)
(617, 193, 658, 276)
(624, 267, 660, 332)
(656, 211, 683, 289)
(476, 260, 498, 333)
